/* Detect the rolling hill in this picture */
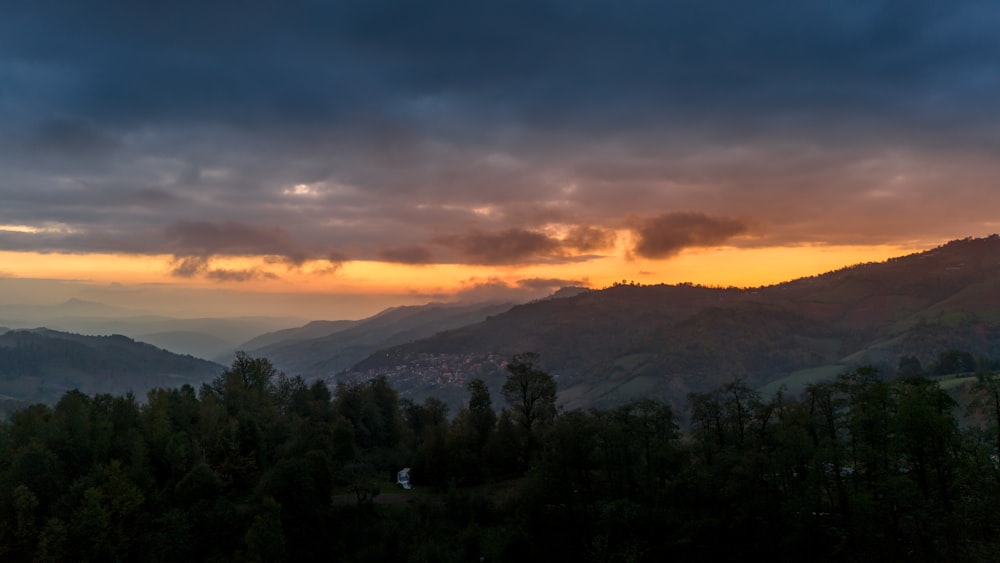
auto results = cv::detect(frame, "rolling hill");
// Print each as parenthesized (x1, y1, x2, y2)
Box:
(238, 319, 360, 351)
(0, 328, 223, 416)
(0, 299, 306, 360)
(241, 301, 518, 378)
(341, 235, 1000, 411)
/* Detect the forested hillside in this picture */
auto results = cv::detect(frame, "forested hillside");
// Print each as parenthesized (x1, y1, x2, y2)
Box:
(0, 329, 222, 415)
(0, 301, 304, 361)
(2, 352, 1000, 561)
(345, 236, 1000, 410)
(243, 301, 516, 378)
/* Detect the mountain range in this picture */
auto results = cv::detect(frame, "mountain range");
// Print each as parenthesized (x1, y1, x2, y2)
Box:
(331, 235, 1000, 411)
(240, 301, 517, 377)
(2, 236, 998, 417)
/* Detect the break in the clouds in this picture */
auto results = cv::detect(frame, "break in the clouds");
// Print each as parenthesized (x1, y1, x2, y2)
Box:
(2, 0, 1000, 274)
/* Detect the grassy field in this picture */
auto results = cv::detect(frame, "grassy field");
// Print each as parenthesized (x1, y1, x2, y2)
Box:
(759, 364, 847, 397)
(934, 374, 979, 390)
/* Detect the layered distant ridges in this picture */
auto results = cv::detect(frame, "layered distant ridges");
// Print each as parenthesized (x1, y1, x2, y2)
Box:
(341, 235, 1000, 411)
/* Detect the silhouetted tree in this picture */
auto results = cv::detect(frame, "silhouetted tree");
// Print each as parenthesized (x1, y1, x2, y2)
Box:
(501, 353, 557, 468)
(501, 353, 556, 435)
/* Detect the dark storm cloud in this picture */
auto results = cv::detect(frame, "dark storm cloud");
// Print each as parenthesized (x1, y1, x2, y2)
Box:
(205, 268, 279, 283)
(168, 255, 278, 282)
(1, 0, 999, 263)
(30, 117, 118, 158)
(433, 228, 563, 265)
(162, 221, 307, 260)
(169, 256, 209, 278)
(563, 226, 617, 252)
(4, 0, 995, 141)
(377, 245, 436, 265)
(632, 213, 749, 259)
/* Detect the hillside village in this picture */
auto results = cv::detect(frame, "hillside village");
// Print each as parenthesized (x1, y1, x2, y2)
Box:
(336, 352, 511, 396)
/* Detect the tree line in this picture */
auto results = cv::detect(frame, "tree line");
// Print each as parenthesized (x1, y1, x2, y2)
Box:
(2, 351, 1000, 561)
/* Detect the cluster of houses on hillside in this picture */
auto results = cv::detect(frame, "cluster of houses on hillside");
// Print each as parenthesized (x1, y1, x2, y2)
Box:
(339, 352, 509, 390)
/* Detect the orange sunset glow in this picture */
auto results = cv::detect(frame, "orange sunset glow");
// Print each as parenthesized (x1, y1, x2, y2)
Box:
(1, 240, 935, 320)
(1, 2, 998, 320)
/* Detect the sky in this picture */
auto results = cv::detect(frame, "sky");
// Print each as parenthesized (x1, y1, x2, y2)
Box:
(1, 1, 999, 319)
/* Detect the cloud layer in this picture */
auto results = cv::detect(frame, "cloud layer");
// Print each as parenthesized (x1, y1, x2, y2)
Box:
(2, 0, 999, 281)
(633, 213, 749, 259)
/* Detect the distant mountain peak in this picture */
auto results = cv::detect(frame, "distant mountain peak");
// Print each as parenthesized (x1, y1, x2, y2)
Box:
(50, 298, 134, 316)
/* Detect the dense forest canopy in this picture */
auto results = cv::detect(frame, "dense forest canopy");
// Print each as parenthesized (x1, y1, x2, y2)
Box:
(2, 352, 1000, 561)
